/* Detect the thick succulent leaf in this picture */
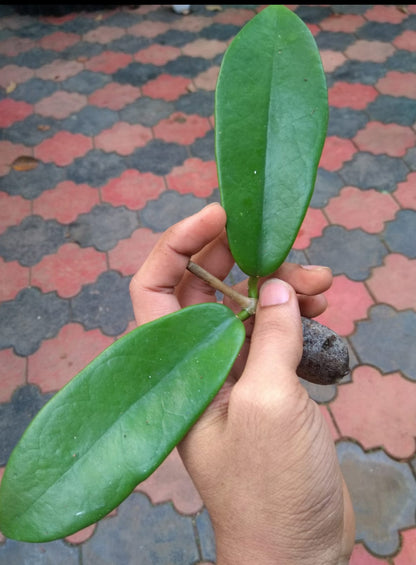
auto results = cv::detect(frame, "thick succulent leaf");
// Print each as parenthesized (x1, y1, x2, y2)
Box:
(215, 5, 328, 276)
(0, 303, 245, 542)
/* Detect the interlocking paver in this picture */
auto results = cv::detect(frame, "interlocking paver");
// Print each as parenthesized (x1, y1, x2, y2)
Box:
(339, 152, 409, 192)
(108, 227, 161, 276)
(101, 170, 165, 211)
(367, 94, 416, 125)
(0, 348, 26, 403)
(383, 209, 416, 257)
(367, 254, 416, 310)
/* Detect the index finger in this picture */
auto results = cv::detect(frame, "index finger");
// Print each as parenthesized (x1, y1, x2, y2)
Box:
(130, 203, 227, 325)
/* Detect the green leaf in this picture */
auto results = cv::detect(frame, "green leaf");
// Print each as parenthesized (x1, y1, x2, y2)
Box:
(215, 5, 328, 277)
(0, 303, 245, 542)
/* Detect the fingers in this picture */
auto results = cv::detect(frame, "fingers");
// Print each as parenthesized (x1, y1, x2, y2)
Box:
(238, 278, 303, 392)
(130, 203, 226, 325)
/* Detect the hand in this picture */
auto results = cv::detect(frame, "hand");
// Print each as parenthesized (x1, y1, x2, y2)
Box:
(130, 203, 355, 565)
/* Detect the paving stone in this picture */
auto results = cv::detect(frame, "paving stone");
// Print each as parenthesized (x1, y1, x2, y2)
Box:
(107, 34, 152, 55)
(134, 43, 181, 66)
(154, 112, 211, 145)
(60, 41, 104, 61)
(384, 209, 416, 258)
(0, 348, 26, 403)
(68, 204, 139, 252)
(329, 59, 387, 84)
(350, 305, 416, 380)
(101, 170, 165, 211)
(294, 4, 332, 23)
(103, 10, 143, 29)
(404, 147, 416, 171)
(196, 509, 216, 563)
(293, 207, 328, 249)
(61, 105, 119, 136)
(71, 270, 134, 336)
(36, 58, 84, 82)
(81, 493, 199, 565)
(365, 5, 409, 24)
(393, 29, 416, 50)
(127, 140, 187, 176)
(1, 113, 58, 146)
(299, 379, 338, 403)
(34, 130, 93, 167)
(28, 323, 114, 393)
(315, 31, 356, 51)
(319, 13, 366, 33)
(12, 46, 58, 68)
(395, 171, 416, 208)
(332, 366, 416, 459)
(356, 21, 404, 41)
(306, 226, 388, 280)
(354, 122, 416, 158)
(0, 286, 69, 356)
(9, 76, 59, 103)
(142, 73, 192, 101)
(0, 384, 54, 466)
(200, 23, 241, 41)
(385, 49, 416, 72)
(113, 61, 161, 87)
(0, 215, 66, 266)
(108, 227, 161, 277)
(1, 160, 68, 198)
(0, 256, 29, 302)
(336, 440, 416, 556)
(154, 28, 197, 47)
(66, 149, 126, 187)
(95, 122, 152, 156)
(0, 536, 80, 564)
(61, 69, 111, 95)
(166, 158, 217, 197)
(85, 50, 133, 74)
(339, 153, 409, 192)
(164, 55, 212, 78)
(88, 82, 141, 111)
(174, 90, 215, 117)
(309, 168, 344, 208)
(319, 135, 357, 171)
(33, 180, 99, 224)
(367, 254, 416, 311)
(395, 528, 416, 565)
(328, 81, 378, 109)
(0, 98, 33, 128)
(376, 70, 416, 98)
(367, 95, 416, 126)
(190, 129, 215, 161)
(140, 191, 206, 232)
(0, 192, 31, 234)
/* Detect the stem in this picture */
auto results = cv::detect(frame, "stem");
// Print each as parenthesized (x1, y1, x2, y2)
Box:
(187, 261, 257, 316)
(248, 275, 260, 299)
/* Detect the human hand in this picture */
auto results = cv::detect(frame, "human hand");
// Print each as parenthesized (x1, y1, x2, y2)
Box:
(130, 203, 355, 565)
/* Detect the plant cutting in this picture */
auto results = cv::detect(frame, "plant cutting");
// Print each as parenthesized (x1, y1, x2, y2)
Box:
(0, 5, 349, 543)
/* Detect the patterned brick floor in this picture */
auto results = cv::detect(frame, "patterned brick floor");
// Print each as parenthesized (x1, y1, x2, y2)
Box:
(0, 4, 415, 564)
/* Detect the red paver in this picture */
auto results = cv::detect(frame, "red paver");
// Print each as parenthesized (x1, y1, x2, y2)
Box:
(33, 180, 99, 223)
(28, 323, 114, 392)
(395, 528, 416, 565)
(101, 170, 165, 210)
(166, 158, 218, 197)
(0, 140, 32, 176)
(0, 192, 31, 233)
(128, 20, 171, 38)
(182, 38, 227, 59)
(141, 74, 192, 101)
(35, 91, 87, 119)
(367, 254, 416, 311)
(213, 8, 254, 26)
(327, 82, 378, 110)
(345, 40, 396, 63)
(193, 66, 220, 91)
(376, 71, 416, 99)
(319, 136, 357, 171)
(31, 243, 107, 299)
(154, 112, 211, 145)
(35, 59, 84, 81)
(349, 543, 389, 564)
(394, 172, 416, 209)
(34, 131, 93, 166)
(39, 31, 80, 51)
(134, 44, 181, 66)
(135, 448, 203, 515)
(364, 5, 408, 24)
(89, 83, 141, 111)
(0, 348, 26, 403)
(315, 274, 374, 336)
(306, 23, 320, 36)
(320, 50, 347, 73)
(393, 29, 416, 51)
(293, 207, 328, 249)
(319, 13, 365, 33)
(0, 64, 34, 88)
(0, 99, 32, 127)
(85, 51, 133, 74)
(325, 186, 399, 234)
(95, 122, 153, 155)
(84, 25, 125, 44)
(331, 366, 416, 459)
(0, 257, 29, 302)
(170, 15, 213, 33)
(0, 36, 34, 56)
(108, 227, 161, 276)
(64, 525, 97, 545)
(354, 122, 416, 157)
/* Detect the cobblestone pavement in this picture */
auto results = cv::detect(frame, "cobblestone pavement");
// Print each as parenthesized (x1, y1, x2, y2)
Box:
(0, 4, 415, 564)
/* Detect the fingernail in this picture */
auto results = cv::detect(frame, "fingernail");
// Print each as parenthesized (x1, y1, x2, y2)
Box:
(301, 264, 330, 271)
(260, 279, 290, 307)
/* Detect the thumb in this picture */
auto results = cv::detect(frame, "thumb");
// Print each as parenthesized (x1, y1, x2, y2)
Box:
(242, 278, 303, 390)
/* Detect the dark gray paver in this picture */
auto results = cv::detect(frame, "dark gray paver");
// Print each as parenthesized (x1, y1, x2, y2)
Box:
(0, 537, 80, 565)
(140, 191, 206, 232)
(339, 153, 409, 192)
